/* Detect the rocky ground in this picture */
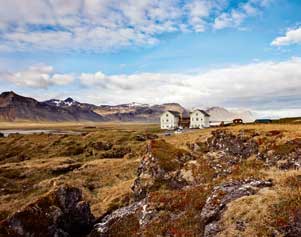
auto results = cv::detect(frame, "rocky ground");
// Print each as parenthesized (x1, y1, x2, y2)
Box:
(1, 124, 301, 236)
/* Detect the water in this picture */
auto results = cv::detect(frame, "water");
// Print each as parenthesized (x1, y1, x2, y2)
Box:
(0, 130, 82, 137)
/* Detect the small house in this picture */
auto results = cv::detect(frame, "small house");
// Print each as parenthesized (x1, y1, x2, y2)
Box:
(233, 118, 243, 124)
(190, 109, 210, 129)
(160, 110, 181, 130)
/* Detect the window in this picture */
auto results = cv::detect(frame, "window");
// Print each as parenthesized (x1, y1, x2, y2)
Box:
(166, 119, 169, 122)
(196, 113, 198, 116)
(196, 118, 199, 121)
(166, 114, 168, 117)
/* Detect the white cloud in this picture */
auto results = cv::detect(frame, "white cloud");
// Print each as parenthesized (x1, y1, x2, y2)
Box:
(213, 0, 267, 30)
(0, 0, 272, 52)
(271, 27, 301, 46)
(2, 57, 301, 117)
(78, 58, 301, 111)
(0, 64, 74, 88)
(184, 0, 214, 32)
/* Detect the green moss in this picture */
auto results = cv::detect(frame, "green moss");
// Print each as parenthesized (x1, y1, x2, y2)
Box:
(151, 140, 189, 172)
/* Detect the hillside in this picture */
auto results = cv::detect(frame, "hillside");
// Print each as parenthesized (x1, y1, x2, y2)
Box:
(1, 124, 301, 236)
(0, 92, 105, 122)
(94, 102, 188, 122)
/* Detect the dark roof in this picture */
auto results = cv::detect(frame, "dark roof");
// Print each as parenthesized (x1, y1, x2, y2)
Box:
(190, 109, 210, 117)
(166, 110, 181, 117)
(255, 119, 273, 123)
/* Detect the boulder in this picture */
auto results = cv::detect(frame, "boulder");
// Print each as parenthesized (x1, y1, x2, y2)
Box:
(201, 179, 273, 237)
(89, 199, 146, 237)
(0, 186, 94, 237)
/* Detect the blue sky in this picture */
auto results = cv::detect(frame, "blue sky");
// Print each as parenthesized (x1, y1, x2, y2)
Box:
(1, 0, 301, 117)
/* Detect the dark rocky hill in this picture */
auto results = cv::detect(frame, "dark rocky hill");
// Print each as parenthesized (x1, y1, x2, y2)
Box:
(0, 91, 104, 122)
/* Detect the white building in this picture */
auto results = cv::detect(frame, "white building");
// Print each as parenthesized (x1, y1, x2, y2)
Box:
(160, 110, 180, 130)
(190, 109, 210, 129)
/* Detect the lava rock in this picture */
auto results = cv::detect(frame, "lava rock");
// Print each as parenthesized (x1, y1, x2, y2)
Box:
(89, 199, 146, 237)
(131, 140, 194, 200)
(257, 138, 301, 169)
(201, 179, 273, 237)
(0, 186, 95, 237)
(207, 130, 259, 159)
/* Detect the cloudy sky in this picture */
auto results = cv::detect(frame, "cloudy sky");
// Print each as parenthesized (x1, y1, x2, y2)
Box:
(0, 0, 301, 118)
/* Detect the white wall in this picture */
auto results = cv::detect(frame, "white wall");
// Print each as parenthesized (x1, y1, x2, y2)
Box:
(160, 112, 179, 130)
(190, 111, 209, 128)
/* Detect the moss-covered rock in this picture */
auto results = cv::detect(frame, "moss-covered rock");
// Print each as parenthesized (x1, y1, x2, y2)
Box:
(132, 139, 194, 200)
(0, 186, 94, 237)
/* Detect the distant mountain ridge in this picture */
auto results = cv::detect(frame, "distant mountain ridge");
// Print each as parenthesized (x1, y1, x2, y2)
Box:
(0, 91, 255, 122)
(0, 92, 104, 122)
(206, 107, 255, 123)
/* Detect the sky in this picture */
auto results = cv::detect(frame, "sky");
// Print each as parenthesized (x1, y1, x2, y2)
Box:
(0, 0, 301, 118)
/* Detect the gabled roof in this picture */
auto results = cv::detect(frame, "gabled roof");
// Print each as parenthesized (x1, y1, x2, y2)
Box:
(190, 109, 210, 117)
(165, 110, 181, 117)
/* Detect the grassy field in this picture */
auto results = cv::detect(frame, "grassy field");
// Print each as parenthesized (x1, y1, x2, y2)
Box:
(0, 122, 161, 220)
(1, 122, 301, 236)
(0, 121, 160, 131)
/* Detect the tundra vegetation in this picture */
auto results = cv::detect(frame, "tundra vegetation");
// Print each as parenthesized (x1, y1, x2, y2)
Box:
(0, 123, 301, 237)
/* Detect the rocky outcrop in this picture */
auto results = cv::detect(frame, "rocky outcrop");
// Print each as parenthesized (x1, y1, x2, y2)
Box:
(89, 199, 146, 237)
(132, 140, 194, 200)
(207, 130, 259, 159)
(201, 179, 273, 237)
(90, 140, 204, 236)
(258, 138, 301, 169)
(191, 130, 260, 178)
(0, 186, 94, 237)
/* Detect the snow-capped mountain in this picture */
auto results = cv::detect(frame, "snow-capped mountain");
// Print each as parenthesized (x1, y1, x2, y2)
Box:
(44, 98, 79, 107)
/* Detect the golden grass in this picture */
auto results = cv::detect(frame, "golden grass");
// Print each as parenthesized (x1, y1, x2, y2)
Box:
(0, 124, 155, 220)
(219, 169, 301, 237)
(2, 122, 301, 236)
(0, 121, 160, 131)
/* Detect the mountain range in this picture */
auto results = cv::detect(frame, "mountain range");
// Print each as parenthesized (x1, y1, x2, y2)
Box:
(0, 91, 255, 122)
